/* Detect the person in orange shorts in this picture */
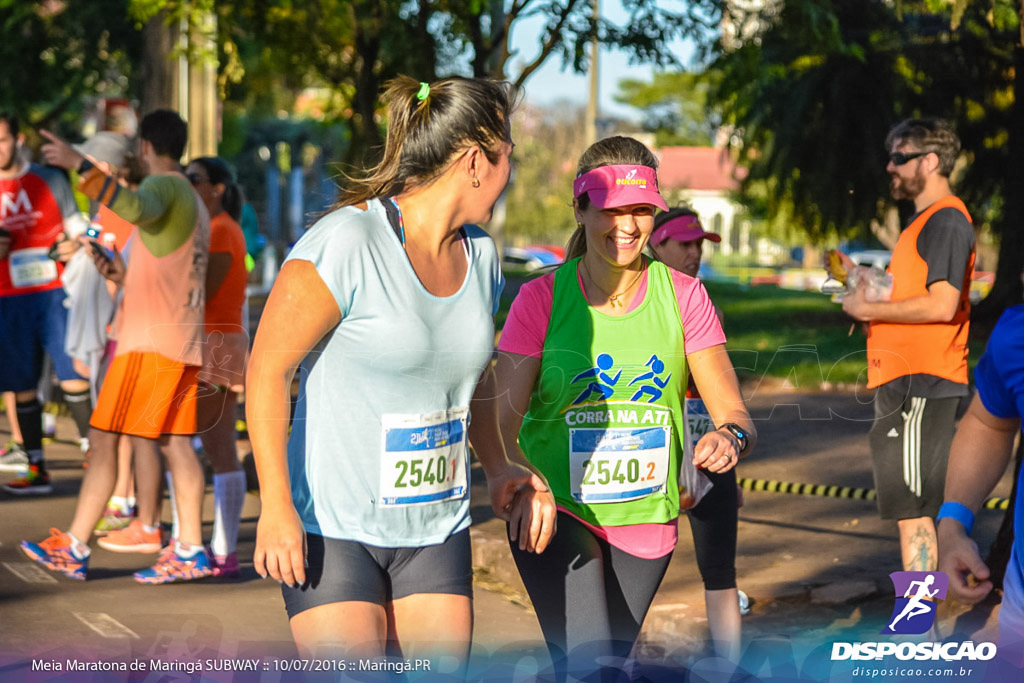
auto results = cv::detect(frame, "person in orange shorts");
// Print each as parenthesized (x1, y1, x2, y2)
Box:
(21, 110, 213, 583)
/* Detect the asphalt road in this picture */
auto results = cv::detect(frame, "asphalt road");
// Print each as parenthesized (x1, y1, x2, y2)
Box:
(0, 389, 1016, 682)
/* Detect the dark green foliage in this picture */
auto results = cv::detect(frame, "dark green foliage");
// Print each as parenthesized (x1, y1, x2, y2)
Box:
(0, 1, 141, 133)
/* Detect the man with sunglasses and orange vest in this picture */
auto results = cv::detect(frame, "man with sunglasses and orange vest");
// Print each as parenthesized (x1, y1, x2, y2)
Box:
(841, 118, 975, 574)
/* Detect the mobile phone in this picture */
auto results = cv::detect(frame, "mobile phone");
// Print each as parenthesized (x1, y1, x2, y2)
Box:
(85, 225, 101, 239)
(89, 240, 112, 263)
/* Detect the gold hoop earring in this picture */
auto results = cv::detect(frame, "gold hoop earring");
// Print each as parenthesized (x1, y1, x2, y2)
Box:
(471, 177, 480, 188)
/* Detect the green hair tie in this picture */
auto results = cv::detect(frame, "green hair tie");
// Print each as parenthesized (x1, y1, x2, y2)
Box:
(416, 82, 430, 101)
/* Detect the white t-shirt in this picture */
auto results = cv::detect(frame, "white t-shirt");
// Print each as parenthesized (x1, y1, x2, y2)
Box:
(284, 198, 504, 546)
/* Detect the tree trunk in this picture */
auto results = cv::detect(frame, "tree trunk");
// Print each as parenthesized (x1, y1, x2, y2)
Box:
(413, 0, 438, 79)
(974, 45, 1024, 323)
(139, 13, 176, 115)
(346, 4, 383, 168)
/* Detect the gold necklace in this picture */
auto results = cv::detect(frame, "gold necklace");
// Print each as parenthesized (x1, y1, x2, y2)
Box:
(581, 257, 645, 307)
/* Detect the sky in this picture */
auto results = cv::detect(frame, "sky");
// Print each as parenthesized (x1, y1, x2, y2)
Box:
(507, 1, 698, 122)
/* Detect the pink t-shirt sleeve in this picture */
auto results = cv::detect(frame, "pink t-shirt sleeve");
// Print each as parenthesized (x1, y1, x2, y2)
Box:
(497, 274, 555, 358)
(670, 269, 726, 353)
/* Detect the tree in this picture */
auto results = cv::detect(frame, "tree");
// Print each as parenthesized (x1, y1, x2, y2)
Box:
(614, 71, 720, 147)
(504, 103, 591, 244)
(712, 0, 1022, 314)
(948, 0, 1024, 317)
(0, 1, 141, 131)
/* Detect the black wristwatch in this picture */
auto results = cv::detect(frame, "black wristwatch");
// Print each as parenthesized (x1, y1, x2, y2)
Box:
(719, 423, 749, 453)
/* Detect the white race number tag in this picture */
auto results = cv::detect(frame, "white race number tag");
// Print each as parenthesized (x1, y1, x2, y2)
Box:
(684, 398, 714, 459)
(569, 427, 670, 503)
(9, 248, 57, 288)
(379, 408, 469, 507)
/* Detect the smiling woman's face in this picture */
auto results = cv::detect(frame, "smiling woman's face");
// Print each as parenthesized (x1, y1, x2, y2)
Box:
(576, 201, 656, 269)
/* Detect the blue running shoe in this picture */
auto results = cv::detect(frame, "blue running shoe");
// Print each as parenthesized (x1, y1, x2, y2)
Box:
(133, 545, 213, 584)
(21, 528, 88, 580)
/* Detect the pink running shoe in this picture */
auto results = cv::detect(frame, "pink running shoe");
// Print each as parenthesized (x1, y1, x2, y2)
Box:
(210, 551, 241, 578)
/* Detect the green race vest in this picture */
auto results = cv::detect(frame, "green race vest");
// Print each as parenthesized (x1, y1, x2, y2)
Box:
(518, 257, 687, 526)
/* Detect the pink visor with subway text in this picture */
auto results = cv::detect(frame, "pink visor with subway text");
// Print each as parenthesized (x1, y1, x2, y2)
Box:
(651, 214, 721, 245)
(572, 164, 669, 211)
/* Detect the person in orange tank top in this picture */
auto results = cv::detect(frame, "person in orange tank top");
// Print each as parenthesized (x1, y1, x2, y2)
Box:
(185, 156, 249, 578)
(840, 118, 975, 574)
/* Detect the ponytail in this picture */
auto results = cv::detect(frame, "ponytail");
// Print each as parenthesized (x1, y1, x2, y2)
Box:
(221, 182, 242, 222)
(334, 75, 519, 209)
(565, 225, 587, 261)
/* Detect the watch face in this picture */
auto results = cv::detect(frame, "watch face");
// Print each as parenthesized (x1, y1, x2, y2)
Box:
(725, 424, 747, 447)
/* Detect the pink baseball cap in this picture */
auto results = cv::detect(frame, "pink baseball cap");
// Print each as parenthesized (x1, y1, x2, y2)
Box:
(651, 214, 721, 245)
(572, 164, 669, 211)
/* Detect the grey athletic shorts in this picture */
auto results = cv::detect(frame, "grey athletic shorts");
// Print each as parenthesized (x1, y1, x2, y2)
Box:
(868, 383, 960, 520)
(282, 529, 473, 618)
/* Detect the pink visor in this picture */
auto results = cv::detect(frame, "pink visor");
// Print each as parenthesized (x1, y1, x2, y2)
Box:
(572, 164, 669, 211)
(651, 214, 721, 245)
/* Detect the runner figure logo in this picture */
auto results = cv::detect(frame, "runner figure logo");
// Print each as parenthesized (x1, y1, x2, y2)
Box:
(883, 571, 948, 634)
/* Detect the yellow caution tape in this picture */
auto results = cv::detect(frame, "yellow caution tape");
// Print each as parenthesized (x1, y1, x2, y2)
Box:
(738, 477, 1009, 510)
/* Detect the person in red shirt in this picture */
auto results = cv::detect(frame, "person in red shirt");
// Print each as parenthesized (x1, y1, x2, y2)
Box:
(0, 113, 92, 494)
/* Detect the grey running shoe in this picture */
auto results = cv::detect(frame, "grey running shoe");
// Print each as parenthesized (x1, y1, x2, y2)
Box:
(0, 442, 29, 472)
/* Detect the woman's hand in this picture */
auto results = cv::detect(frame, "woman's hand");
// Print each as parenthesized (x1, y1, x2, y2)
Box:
(693, 428, 741, 473)
(508, 479, 557, 553)
(487, 461, 550, 519)
(254, 503, 307, 588)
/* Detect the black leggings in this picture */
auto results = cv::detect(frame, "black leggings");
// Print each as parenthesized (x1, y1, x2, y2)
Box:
(508, 512, 672, 672)
(686, 467, 738, 591)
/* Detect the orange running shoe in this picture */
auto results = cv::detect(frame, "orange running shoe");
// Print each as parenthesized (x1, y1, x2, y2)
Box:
(21, 528, 88, 580)
(97, 519, 162, 553)
(134, 544, 213, 584)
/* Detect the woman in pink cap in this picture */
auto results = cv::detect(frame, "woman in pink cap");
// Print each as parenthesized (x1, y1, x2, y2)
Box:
(495, 136, 756, 676)
(651, 207, 746, 661)
(649, 207, 722, 279)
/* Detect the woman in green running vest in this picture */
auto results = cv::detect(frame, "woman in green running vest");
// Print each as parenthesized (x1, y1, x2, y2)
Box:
(495, 136, 756, 676)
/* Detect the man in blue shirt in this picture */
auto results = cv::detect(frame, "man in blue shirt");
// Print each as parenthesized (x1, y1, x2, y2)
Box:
(937, 304, 1024, 666)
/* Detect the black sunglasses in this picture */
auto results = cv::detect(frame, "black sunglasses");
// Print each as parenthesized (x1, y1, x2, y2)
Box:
(889, 151, 928, 166)
(186, 172, 209, 185)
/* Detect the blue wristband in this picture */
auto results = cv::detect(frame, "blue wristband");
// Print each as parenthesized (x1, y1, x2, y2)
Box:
(936, 501, 975, 535)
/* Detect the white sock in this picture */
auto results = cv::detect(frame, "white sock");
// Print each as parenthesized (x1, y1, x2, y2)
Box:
(165, 471, 180, 541)
(66, 531, 91, 559)
(212, 470, 246, 557)
(109, 496, 132, 514)
(174, 540, 203, 558)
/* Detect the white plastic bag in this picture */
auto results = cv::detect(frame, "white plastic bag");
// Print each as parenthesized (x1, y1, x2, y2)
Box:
(679, 397, 714, 510)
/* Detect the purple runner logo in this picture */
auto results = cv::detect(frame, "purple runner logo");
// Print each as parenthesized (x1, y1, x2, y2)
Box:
(883, 571, 948, 634)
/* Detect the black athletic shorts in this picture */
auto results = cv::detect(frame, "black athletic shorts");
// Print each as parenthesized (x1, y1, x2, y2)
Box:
(282, 529, 473, 618)
(868, 383, 960, 520)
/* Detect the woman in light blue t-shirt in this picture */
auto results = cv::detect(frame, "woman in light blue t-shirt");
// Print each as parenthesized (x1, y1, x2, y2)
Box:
(247, 76, 555, 670)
